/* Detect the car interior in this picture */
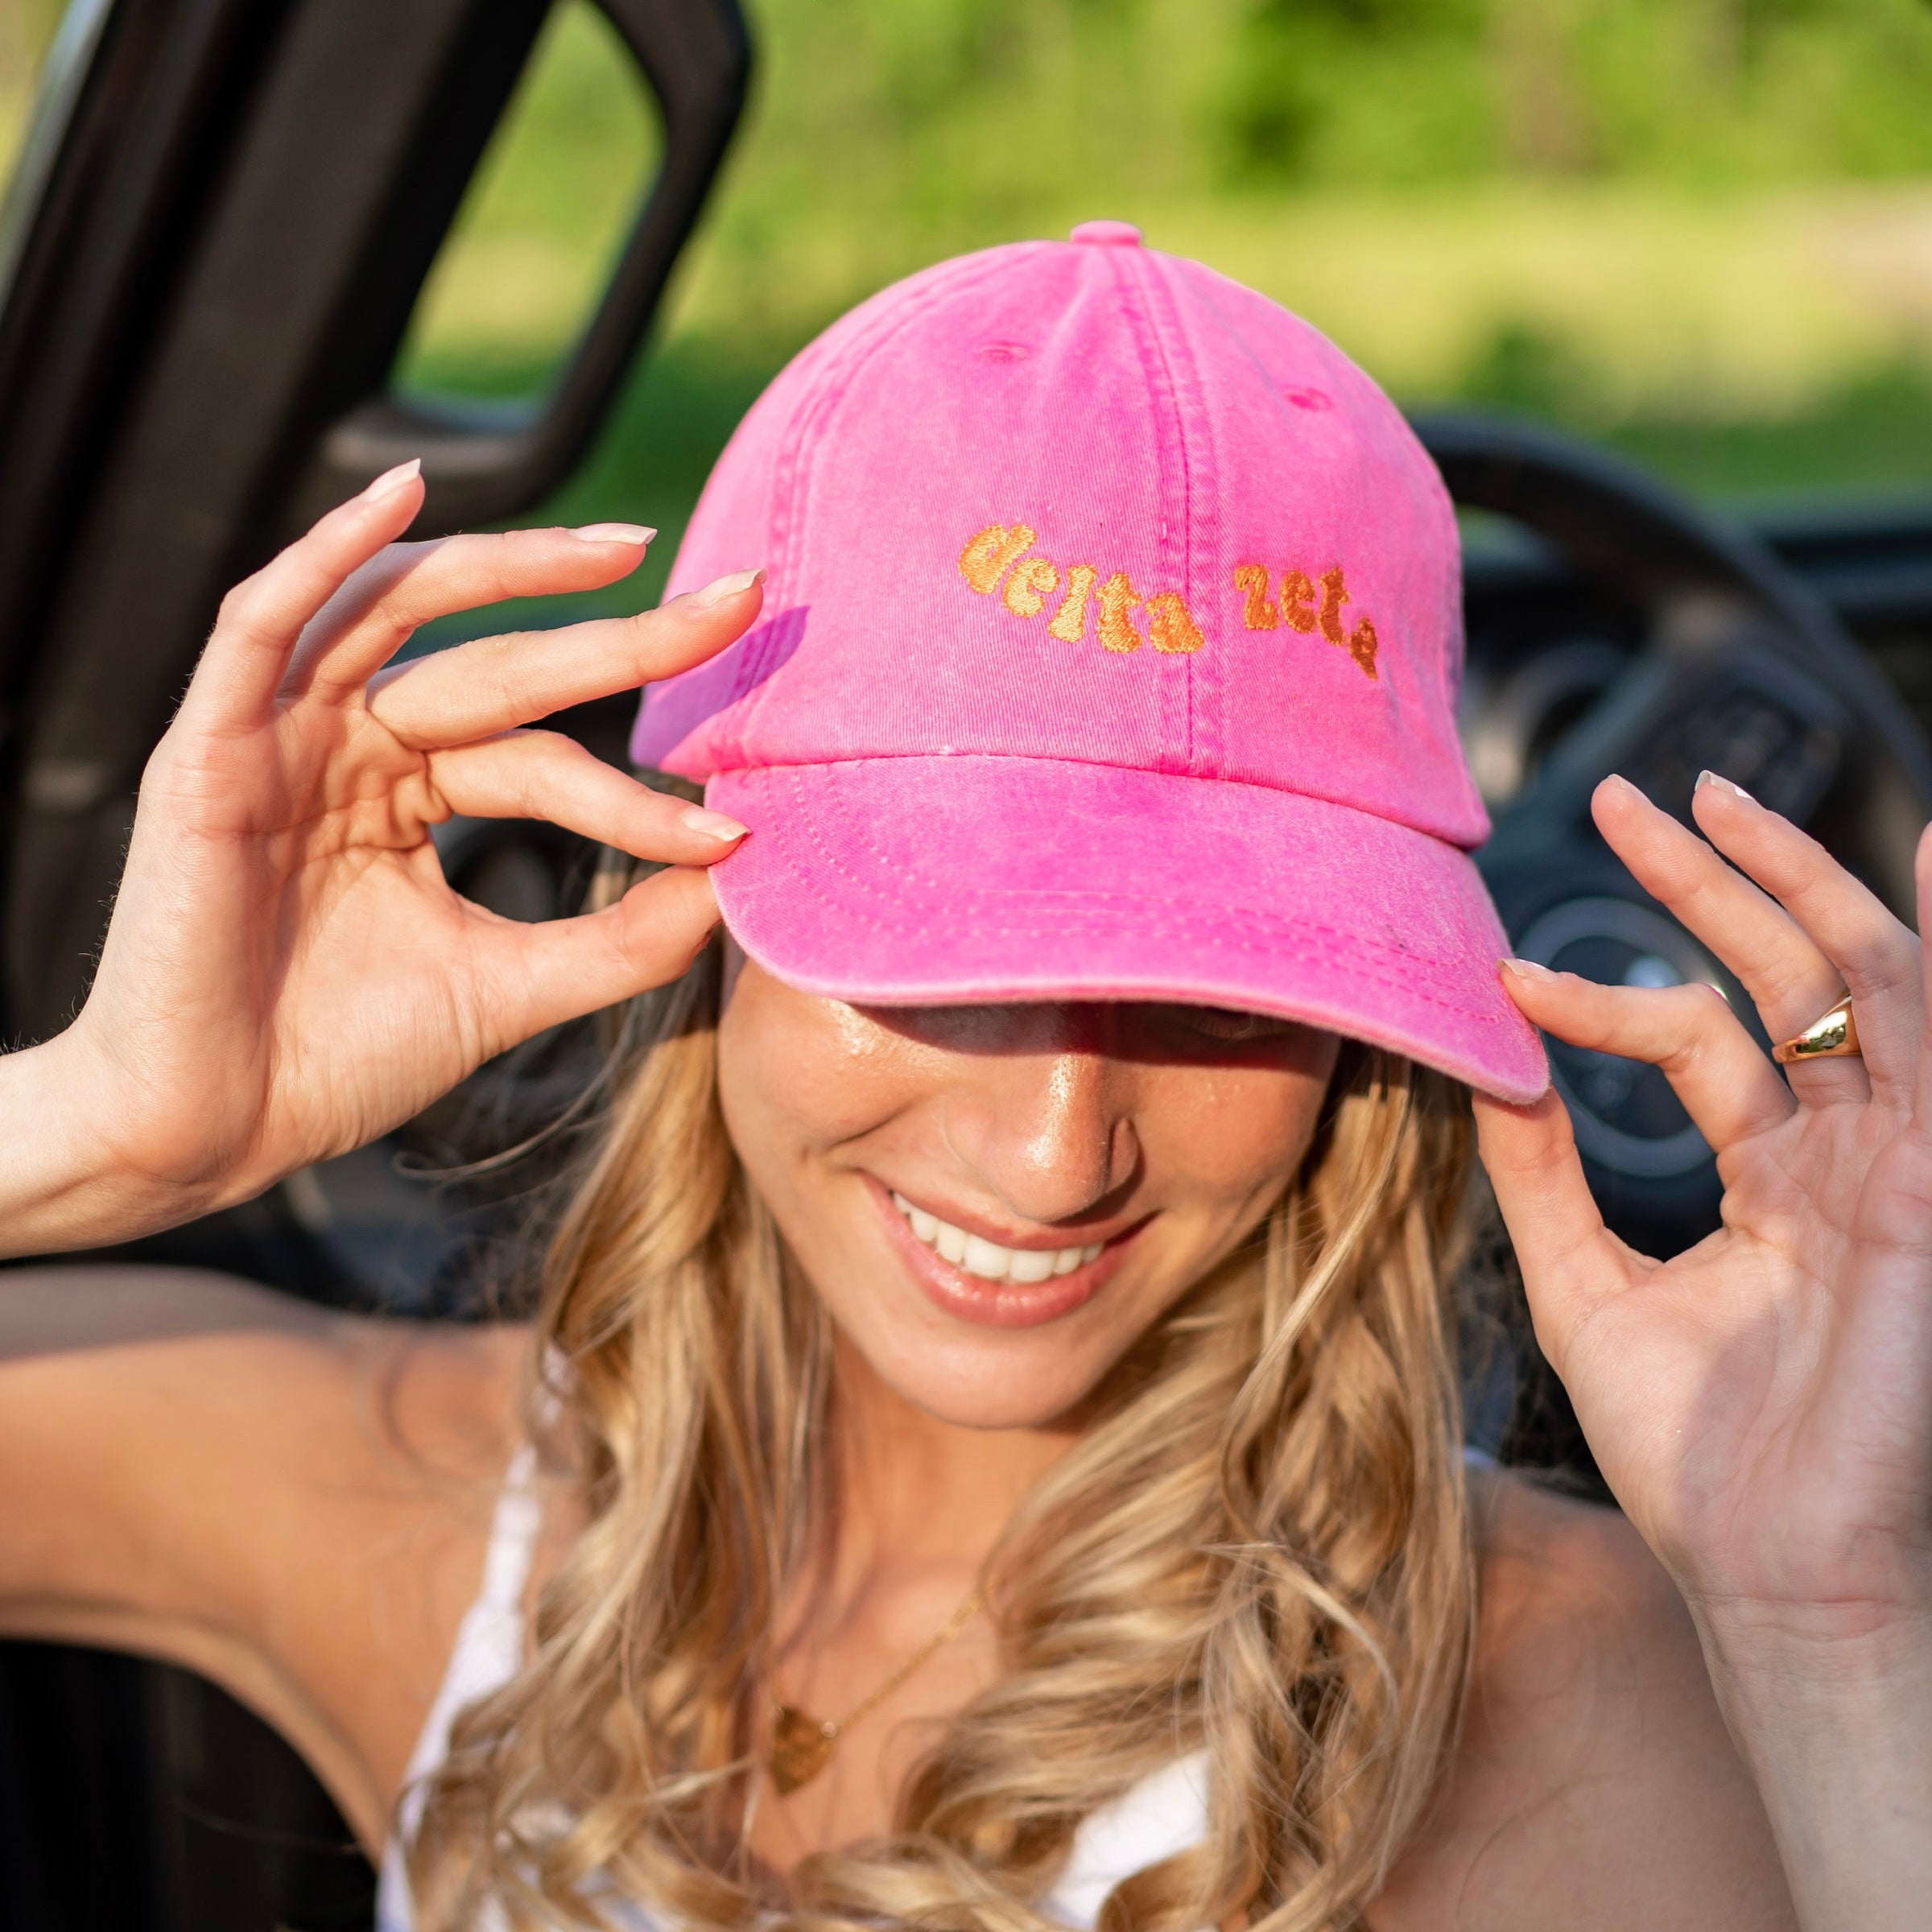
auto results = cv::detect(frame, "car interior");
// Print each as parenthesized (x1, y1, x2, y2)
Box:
(2, 2, 1930, 1926)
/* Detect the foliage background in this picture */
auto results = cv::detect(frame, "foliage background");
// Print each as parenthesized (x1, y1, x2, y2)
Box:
(6, 0, 1932, 618)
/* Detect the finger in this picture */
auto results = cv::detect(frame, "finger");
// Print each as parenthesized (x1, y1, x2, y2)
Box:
(1500, 958, 1794, 1152)
(1593, 774, 1838, 1034)
(1474, 1087, 1640, 1374)
(289, 522, 658, 697)
(1689, 773, 1920, 1107)
(181, 462, 427, 732)
(1591, 774, 1870, 1108)
(427, 731, 749, 864)
(465, 864, 723, 1048)
(366, 569, 766, 748)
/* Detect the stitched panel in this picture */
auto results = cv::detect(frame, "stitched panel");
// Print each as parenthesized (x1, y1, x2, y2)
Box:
(743, 251, 1028, 760)
(635, 237, 1495, 852)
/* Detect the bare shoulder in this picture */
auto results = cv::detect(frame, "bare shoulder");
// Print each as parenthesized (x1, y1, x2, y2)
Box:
(1369, 1470, 1795, 1932)
(0, 1264, 534, 1852)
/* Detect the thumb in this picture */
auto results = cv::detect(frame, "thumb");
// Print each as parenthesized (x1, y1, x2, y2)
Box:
(467, 866, 723, 1051)
(1475, 1086, 1626, 1370)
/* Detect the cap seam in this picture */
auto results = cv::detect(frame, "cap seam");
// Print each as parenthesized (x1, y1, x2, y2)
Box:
(1128, 246, 1224, 780)
(1108, 246, 1195, 776)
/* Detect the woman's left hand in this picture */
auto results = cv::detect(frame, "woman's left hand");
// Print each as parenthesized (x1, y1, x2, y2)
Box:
(1478, 771, 1932, 1924)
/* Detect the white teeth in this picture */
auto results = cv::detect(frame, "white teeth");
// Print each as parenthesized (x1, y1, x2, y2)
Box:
(891, 1191, 1102, 1286)
(961, 1233, 1009, 1279)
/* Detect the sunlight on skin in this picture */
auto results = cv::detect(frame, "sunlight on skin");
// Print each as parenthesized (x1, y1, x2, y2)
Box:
(714, 959, 1340, 1872)
(716, 956, 1339, 1438)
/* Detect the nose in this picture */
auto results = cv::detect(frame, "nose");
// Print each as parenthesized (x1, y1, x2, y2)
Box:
(942, 1034, 1138, 1225)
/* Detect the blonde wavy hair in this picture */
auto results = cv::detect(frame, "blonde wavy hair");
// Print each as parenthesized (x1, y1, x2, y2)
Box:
(411, 923, 1481, 1932)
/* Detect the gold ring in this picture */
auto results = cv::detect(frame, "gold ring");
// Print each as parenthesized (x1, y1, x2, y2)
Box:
(1773, 993, 1860, 1065)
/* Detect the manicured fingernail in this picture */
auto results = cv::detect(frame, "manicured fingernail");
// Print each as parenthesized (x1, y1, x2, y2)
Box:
(1501, 956, 1558, 983)
(572, 522, 656, 546)
(681, 805, 749, 843)
(361, 458, 422, 501)
(692, 568, 765, 607)
(1695, 769, 1755, 802)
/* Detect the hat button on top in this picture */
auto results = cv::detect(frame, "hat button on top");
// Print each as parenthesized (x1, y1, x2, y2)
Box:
(1069, 220, 1141, 247)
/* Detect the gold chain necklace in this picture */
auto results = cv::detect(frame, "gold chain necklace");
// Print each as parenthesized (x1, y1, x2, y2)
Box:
(767, 1591, 984, 1795)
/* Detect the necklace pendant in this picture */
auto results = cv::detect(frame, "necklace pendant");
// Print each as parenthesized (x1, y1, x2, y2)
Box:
(769, 1705, 837, 1794)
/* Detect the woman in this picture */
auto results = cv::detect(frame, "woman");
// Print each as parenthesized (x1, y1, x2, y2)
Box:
(2, 229, 1926, 1932)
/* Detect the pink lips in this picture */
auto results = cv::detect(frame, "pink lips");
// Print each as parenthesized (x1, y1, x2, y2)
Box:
(865, 1177, 1139, 1330)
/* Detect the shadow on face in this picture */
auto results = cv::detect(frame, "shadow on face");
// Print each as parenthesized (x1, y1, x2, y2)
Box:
(714, 953, 1340, 1431)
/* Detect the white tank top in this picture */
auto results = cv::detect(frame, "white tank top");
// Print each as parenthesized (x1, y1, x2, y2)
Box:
(375, 1449, 1212, 1931)
(375, 1446, 1504, 1928)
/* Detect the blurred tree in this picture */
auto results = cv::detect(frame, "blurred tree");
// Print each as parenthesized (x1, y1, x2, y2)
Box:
(1491, 0, 1596, 171)
(1208, 0, 1932, 188)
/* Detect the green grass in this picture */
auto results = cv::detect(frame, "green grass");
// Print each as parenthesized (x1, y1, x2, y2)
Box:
(1602, 363, 1932, 501)
(1440, 317, 1932, 498)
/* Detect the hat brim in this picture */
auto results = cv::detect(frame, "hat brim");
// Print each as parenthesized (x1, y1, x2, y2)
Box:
(702, 756, 1548, 1104)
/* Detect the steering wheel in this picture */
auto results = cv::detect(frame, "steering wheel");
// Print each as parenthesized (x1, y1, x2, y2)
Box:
(1418, 412, 1932, 1263)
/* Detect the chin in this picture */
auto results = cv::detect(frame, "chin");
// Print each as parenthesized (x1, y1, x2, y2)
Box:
(856, 1328, 1112, 1431)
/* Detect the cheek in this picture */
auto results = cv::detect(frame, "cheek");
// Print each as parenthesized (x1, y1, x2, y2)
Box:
(714, 980, 910, 1201)
(715, 993, 819, 1206)
(1137, 1057, 1335, 1220)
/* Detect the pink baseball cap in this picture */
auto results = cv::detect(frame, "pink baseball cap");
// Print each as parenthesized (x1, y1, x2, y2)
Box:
(632, 222, 1547, 1102)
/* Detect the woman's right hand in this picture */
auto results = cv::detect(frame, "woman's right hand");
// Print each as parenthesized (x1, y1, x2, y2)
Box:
(0, 462, 762, 1253)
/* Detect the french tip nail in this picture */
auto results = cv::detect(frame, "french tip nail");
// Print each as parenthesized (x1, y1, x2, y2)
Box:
(1500, 956, 1557, 983)
(694, 567, 766, 608)
(1695, 769, 1756, 803)
(572, 522, 657, 545)
(680, 805, 750, 843)
(361, 457, 422, 502)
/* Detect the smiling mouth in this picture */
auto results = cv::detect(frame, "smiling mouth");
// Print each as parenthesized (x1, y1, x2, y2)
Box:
(890, 1191, 1103, 1284)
